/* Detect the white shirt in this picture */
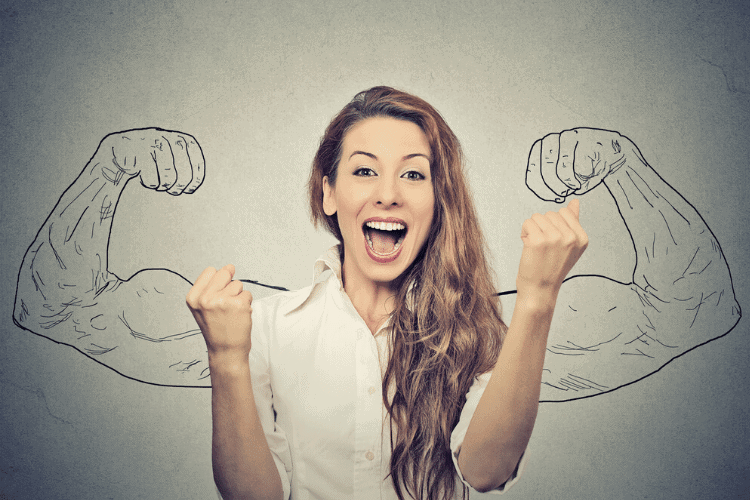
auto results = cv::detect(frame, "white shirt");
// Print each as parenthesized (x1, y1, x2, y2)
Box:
(219, 246, 526, 499)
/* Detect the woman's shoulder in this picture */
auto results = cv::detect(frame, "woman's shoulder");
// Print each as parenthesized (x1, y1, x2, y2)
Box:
(253, 285, 315, 316)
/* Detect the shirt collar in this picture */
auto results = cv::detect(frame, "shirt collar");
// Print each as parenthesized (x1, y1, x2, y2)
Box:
(312, 244, 344, 288)
(284, 244, 413, 326)
(283, 244, 343, 315)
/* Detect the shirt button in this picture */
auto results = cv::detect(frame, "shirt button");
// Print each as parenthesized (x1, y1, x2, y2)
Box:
(368, 386, 377, 395)
(365, 451, 374, 461)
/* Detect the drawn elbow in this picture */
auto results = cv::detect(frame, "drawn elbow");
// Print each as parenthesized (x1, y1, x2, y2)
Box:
(12, 297, 31, 328)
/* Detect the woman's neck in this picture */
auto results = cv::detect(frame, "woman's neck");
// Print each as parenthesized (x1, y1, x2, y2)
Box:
(341, 266, 397, 335)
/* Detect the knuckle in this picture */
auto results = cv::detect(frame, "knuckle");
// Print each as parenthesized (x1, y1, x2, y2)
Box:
(197, 296, 212, 309)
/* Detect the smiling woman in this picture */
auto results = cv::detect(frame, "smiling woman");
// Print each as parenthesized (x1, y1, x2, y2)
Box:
(186, 86, 589, 500)
(322, 117, 435, 302)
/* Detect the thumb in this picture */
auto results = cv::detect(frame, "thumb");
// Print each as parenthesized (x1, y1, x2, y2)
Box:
(568, 198, 580, 220)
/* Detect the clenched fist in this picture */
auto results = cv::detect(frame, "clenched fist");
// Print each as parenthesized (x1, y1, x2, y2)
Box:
(517, 199, 588, 297)
(93, 127, 204, 195)
(526, 128, 633, 202)
(186, 265, 254, 362)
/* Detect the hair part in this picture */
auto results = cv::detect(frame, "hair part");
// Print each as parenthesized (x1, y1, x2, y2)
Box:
(308, 86, 506, 500)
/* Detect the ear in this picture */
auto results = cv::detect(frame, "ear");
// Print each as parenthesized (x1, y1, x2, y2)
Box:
(322, 176, 337, 216)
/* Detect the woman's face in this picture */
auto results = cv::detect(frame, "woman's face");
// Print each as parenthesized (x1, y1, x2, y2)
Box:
(323, 116, 434, 288)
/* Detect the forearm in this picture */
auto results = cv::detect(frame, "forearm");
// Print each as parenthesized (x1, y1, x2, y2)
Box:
(209, 355, 283, 500)
(603, 151, 728, 297)
(16, 160, 128, 313)
(45, 160, 127, 280)
(459, 291, 555, 491)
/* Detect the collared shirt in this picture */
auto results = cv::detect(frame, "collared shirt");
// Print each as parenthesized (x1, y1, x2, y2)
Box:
(220, 246, 526, 499)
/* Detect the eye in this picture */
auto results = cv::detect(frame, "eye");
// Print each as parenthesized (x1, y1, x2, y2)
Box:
(353, 167, 376, 177)
(402, 170, 426, 181)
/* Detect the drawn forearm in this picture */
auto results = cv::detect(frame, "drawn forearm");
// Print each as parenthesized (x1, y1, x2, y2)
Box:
(44, 163, 126, 281)
(603, 153, 738, 321)
(15, 161, 129, 318)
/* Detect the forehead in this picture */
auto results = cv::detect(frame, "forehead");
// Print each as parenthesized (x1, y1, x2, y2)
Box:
(342, 117, 430, 158)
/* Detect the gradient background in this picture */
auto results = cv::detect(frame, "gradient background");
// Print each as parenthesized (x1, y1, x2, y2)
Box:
(1, 0, 748, 498)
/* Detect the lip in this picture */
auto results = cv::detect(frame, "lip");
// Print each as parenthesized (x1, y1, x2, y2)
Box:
(362, 216, 407, 264)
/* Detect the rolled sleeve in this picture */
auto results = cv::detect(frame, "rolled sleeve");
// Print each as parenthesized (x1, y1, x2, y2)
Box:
(450, 372, 528, 495)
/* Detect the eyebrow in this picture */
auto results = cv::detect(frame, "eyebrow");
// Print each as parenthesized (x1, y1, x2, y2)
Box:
(348, 151, 431, 162)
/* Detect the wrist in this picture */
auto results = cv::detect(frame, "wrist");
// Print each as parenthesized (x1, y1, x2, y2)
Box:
(513, 286, 558, 315)
(87, 151, 136, 189)
(606, 143, 647, 181)
(207, 350, 252, 377)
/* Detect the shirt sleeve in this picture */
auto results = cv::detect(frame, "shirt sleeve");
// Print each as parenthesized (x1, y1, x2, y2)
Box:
(449, 371, 528, 495)
(216, 297, 293, 500)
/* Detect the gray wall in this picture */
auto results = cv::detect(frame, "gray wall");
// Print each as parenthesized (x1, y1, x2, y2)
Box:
(2, 0, 748, 498)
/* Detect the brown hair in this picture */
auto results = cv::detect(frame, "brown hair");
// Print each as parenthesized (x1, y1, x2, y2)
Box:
(308, 86, 506, 500)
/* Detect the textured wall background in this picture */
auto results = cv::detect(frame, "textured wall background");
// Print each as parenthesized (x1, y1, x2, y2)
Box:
(2, 0, 748, 498)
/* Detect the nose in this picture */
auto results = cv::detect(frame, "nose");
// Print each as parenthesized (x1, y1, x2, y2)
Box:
(375, 175, 401, 207)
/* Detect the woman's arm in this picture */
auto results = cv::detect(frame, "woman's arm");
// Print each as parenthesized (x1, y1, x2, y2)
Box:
(458, 200, 587, 492)
(187, 265, 284, 500)
(209, 356, 283, 500)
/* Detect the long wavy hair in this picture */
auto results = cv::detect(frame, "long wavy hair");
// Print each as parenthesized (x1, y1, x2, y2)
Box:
(308, 86, 506, 500)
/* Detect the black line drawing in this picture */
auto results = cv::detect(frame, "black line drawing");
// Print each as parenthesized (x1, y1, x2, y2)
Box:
(12, 127, 741, 401)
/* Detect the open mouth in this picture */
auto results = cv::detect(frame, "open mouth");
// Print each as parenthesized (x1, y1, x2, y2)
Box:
(363, 220, 407, 256)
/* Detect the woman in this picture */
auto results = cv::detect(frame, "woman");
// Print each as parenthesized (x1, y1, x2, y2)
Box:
(186, 86, 588, 499)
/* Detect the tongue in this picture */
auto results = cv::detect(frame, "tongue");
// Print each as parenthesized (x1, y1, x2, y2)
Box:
(370, 229, 399, 254)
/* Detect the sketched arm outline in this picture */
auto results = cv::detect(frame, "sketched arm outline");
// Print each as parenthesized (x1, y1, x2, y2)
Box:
(522, 128, 741, 402)
(12, 128, 216, 387)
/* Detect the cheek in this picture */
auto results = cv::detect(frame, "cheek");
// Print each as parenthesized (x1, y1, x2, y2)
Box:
(335, 191, 368, 228)
(419, 192, 436, 226)
(341, 187, 370, 213)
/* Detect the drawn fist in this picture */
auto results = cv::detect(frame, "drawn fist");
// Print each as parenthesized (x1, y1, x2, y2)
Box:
(94, 128, 204, 195)
(186, 265, 254, 360)
(525, 128, 633, 202)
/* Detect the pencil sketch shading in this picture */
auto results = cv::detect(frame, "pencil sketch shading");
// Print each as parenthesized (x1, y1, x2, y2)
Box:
(12, 127, 741, 401)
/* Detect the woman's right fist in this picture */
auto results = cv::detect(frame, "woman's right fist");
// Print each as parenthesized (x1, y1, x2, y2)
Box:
(186, 265, 254, 359)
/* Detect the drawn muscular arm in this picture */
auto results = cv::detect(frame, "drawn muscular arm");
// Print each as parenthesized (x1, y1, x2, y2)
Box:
(12, 128, 212, 387)
(524, 129, 741, 401)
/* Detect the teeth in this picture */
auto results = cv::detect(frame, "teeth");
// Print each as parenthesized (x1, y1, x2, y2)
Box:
(365, 221, 405, 231)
